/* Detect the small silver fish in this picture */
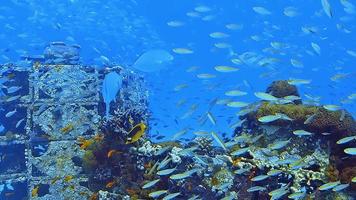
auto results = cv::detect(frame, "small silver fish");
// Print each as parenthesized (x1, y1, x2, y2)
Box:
(336, 136, 356, 144)
(5, 109, 17, 118)
(344, 148, 356, 155)
(288, 191, 306, 199)
(142, 179, 160, 189)
(318, 181, 340, 190)
(157, 167, 177, 176)
(211, 132, 227, 151)
(6, 86, 22, 94)
(332, 183, 349, 192)
(149, 190, 168, 198)
(15, 118, 25, 128)
(304, 114, 316, 124)
(230, 147, 250, 156)
(251, 174, 269, 182)
(258, 114, 281, 123)
(269, 139, 290, 150)
(157, 157, 172, 170)
(162, 192, 181, 200)
(293, 130, 313, 136)
(267, 169, 283, 176)
(247, 186, 267, 192)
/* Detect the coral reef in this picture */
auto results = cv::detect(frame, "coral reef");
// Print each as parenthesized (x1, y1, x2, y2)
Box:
(265, 80, 302, 104)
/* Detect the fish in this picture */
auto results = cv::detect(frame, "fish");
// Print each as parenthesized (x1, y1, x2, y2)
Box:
(226, 101, 249, 108)
(172, 129, 189, 140)
(254, 92, 278, 101)
(5, 109, 17, 118)
(207, 112, 216, 125)
(102, 71, 122, 118)
(167, 20, 184, 27)
(132, 49, 173, 72)
(287, 79, 311, 85)
(269, 139, 290, 150)
(332, 183, 349, 192)
(344, 148, 356, 155)
(211, 132, 227, 151)
(174, 84, 188, 91)
(258, 114, 281, 123)
(321, 0, 333, 18)
(267, 169, 283, 176)
(64, 175, 74, 182)
(225, 90, 247, 96)
(283, 7, 298, 17)
(15, 118, 25, 128)
(251, 174, 269, 181)
(209, 32, 230, 39)
(170, 168, 198, 180)
(336, 136, 356, 144)
(290, 59, 304, 68)
(214, 66, 239, 72)
(268, 185, 289, 199)
(107, 150, 120, 158)
(6, 95, 21, 102)
(323, 105, 340, 111)
(60, 123, 74, 134)
(126, 122, 146, 144)
(105, 180, 116, 188)
(149, 190, 168, 198)
(288, 191, 306, 199)
(142, 179, 160, 189)
(289, 159, 307, 170)
(247, 186, 267, 192)
(318, 180, 340, 190)
(6, 86, 22, 94)
(0, 124, 5, 133)
(157, 167, 177, 176)
(253, 7, 272, 15)
(293, 130, 313, 136)
(195, 5, 211, 12)
(31, 185, 39, 197)
(311, 42, 321, 55)
(197, 73, 216, 79)
(225, 23, 243, 30)
(230, 147, 250, 156)
(214, 43, 232, 49)
(162, 192, 181, 200)
(157, 157, 172, 170)
(173, 48, 194, 54)
(353, 176, 356, 183)
(304, 114, 317, 124)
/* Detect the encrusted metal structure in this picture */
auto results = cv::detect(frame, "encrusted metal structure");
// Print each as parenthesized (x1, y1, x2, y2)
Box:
(0, 63, 100, 199)
(0, 43, 148, 199)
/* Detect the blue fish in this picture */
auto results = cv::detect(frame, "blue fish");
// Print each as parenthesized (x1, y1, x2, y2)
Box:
(101, 71, 122, 118)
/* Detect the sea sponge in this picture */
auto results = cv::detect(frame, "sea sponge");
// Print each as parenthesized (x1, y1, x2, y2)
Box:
(265, 80, 302, 104)
(307, 109, 356, 136)
(255, 102, 318, 126)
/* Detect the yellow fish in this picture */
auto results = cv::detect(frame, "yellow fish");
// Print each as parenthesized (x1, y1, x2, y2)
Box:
(126, 123, 147, 144)
(31, 185, 39, 197)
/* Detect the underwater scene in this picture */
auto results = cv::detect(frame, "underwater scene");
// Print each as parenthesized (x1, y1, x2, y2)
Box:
(0, 0, 356, 199)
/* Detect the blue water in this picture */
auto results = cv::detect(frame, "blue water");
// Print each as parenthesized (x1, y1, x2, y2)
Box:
(0, 0, 356, 199)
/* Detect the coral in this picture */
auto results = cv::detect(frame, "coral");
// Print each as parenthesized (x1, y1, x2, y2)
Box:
(210, 168, 234, 194)
(307, 109, 355, 136)
(255, 102, 318, 126)
(170, 146, 183, 163)
(193, 136, 213, 155)
(137, 141, 161, 156)
(265, 80, 302, 104)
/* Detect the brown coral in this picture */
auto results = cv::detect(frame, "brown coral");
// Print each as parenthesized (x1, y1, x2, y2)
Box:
(266, 80, 302, 104)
